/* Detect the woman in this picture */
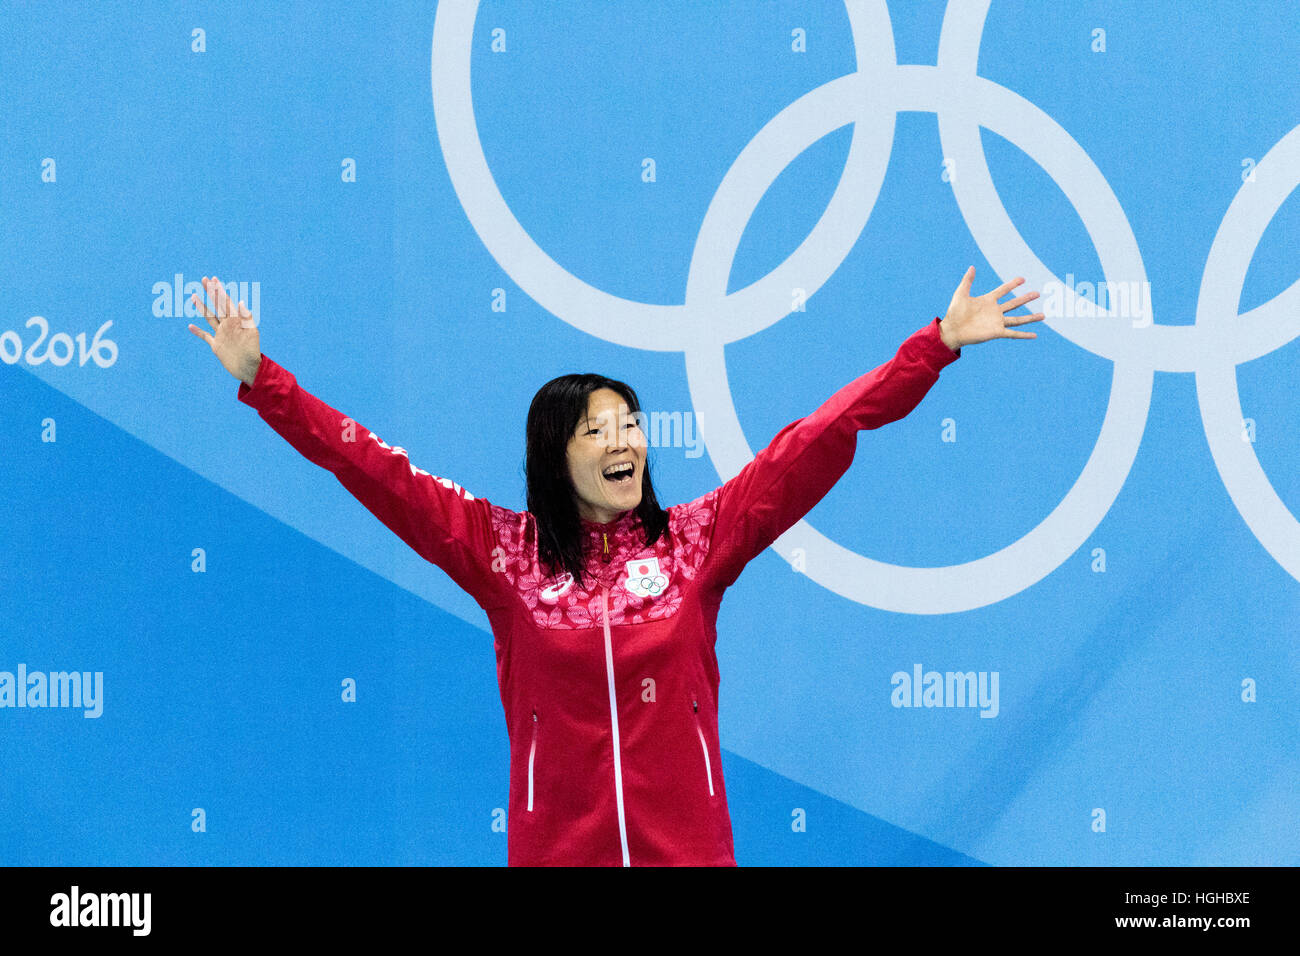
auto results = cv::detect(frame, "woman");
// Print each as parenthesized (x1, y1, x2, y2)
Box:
(188, 269, 1042, 866)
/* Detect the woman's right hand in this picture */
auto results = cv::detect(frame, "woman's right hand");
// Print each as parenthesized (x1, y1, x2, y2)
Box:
(188, 275, 262, 385)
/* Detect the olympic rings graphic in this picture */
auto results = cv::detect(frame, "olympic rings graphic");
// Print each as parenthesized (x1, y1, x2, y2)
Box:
(432, 0, 1300, 613)
(641, 575, 668, 596)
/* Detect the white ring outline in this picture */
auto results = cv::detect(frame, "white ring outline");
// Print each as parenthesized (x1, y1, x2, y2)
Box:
(432, 0, 1300, 611)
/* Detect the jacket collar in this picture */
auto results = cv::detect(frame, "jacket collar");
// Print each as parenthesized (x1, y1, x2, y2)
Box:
(579, 509, 640, 548)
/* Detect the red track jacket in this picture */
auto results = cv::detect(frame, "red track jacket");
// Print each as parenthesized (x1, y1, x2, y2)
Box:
(237, 317, 960, 865)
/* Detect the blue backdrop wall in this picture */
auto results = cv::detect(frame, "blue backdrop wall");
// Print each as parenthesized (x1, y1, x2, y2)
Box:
(2, 0, 1297, 866)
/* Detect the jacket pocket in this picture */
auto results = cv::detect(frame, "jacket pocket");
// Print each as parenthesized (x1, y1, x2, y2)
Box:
(527, 707, 538, 812)
(691, 694, 715, 797)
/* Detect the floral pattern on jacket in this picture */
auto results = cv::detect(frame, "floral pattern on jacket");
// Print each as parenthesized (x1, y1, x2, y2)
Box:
(488, 489, 719, 629)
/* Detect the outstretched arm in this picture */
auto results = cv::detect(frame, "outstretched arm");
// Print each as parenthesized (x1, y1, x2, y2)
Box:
(189, 276, 507, 610)
(700, 267, 1044, 591)
(699, 317, 956, 590)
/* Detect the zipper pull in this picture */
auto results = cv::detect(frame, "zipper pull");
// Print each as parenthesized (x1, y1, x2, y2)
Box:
(602, 531, 610, 562)
(692, 698, 698, 713)
(532, 708, 538, 721)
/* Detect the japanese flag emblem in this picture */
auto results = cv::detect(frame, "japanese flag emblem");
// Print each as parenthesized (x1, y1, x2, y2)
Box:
(624, 557, 669, 598)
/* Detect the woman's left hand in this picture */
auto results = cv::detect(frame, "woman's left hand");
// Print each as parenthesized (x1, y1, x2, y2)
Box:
(939, 265, 1045, 351)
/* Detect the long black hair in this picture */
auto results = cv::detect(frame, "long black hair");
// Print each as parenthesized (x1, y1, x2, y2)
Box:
(525, 373, 669, 588)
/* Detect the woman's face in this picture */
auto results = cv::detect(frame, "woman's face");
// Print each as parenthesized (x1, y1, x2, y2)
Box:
(566, 387, 647, 524)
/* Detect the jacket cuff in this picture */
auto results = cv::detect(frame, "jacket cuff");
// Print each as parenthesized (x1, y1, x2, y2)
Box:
(922, 316, 961, 369)
(237, 354, 276, 407)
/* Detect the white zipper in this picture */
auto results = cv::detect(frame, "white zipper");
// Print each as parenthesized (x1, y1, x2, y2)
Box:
(527, 708, 538, 812)
(601, 585, 631, 866)
(692, 696, 715, 797)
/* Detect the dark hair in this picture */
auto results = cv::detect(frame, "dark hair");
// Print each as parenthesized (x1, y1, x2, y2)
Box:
(526, 373, 669, 588)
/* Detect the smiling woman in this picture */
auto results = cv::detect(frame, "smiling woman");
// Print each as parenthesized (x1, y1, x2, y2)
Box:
(565, 395, 646, 515)
(190, 267, 1042, 866)
(525, 375, 669, 592)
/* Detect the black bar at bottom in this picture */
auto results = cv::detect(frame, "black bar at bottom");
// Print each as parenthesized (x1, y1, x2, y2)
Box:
(0, 865, 1282, 941)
